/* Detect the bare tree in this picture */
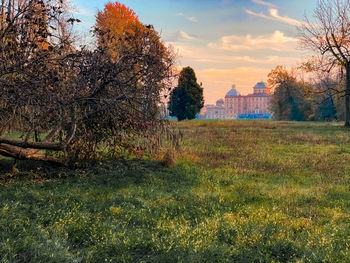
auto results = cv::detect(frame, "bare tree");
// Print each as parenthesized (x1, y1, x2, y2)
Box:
(0, 0, 82, 163)
(0, 0, 176, 167)
(299, 0, 350, 126)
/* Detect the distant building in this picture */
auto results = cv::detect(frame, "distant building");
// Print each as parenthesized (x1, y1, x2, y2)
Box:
(202, 99, 226, 119)
(225, 82, 271, 119)
(199, 82, 272, 120)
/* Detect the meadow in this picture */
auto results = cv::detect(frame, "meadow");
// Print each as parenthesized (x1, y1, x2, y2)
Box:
(1, 120, 350, 262)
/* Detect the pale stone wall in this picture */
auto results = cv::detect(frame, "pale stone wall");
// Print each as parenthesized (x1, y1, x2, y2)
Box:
(206, 106, 226, 119)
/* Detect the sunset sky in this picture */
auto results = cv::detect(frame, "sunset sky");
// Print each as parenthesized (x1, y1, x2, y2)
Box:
(71, 0, 318, 104)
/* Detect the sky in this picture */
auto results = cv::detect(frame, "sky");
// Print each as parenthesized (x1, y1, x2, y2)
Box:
(71, 0, 319, 104)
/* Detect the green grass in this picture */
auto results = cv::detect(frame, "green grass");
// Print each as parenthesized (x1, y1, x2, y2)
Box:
(2, 120, 350, 262)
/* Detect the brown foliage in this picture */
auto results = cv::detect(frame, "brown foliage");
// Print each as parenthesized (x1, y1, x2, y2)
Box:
(0, 1, 176, 164)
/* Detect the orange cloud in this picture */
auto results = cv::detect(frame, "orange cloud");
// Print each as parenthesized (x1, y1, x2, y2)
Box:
(208, 30, 297, 51)
(169, 41, 301, 66)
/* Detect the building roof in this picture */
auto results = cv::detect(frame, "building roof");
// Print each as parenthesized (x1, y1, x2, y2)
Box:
(246, 93, 271, 97)
(226, 88, 240, 97)
(254, 82, 267, 88)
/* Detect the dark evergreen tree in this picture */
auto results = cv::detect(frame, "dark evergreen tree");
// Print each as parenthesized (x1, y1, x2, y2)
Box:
(168, 67, 204, 121)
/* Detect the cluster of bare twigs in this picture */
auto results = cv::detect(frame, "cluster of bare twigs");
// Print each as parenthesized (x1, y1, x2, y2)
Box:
(0, 0, 177, 164)
(299, 0, 350, 126)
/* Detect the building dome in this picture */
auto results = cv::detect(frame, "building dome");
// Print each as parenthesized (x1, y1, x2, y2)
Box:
(226, 85, 240, 96)
(254, 82, 267, 88)
(216, 98, 224, 107)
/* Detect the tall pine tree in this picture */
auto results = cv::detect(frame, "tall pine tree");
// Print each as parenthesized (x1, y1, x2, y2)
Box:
(168, 67, 204, 121)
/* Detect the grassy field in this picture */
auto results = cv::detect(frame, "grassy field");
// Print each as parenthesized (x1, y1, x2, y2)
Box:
(1, 120, 350, 262)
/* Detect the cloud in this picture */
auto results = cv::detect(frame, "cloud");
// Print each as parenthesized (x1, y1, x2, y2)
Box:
(167, 30, 196, 42)
(251, 0, 277, 9)
(188, 16, 197, 23)
(246, 8, 302, 26)
(208, 30, 297, 51)
(169, 41, 301, 65)
(268, 9, 302, 26)
(178, 31, 196, 40)
(195, 55, 300, 66)
(71, 6, 95, 17)
(177, 12, 198, 23)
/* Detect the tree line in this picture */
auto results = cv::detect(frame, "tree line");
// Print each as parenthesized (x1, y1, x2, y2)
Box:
(268, 66, 339, 121)
(272, 0, 350, 124)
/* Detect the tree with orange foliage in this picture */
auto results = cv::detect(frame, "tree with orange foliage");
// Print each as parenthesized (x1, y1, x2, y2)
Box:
(95, 3, 139, 42)
(95, 2, 143, 60)
(93, 1, 176, 121)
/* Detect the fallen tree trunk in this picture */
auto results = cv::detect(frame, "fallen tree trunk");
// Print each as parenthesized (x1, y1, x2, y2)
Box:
(0, 137, 64, 151)
(0, 123, 76, 164)
(0, 143, 61, 163)
(0, 123, 76, 151)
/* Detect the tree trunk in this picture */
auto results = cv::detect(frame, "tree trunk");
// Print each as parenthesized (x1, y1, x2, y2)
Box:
(0, 123, 76, 164)
(0, 143, 61, 163)
(345, 61, 350, 127)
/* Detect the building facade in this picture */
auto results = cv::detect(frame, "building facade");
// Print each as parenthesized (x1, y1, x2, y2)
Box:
(225, 82, 271, 119)
(200, 82, 271, 119)
(203, 99, 226, 119)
